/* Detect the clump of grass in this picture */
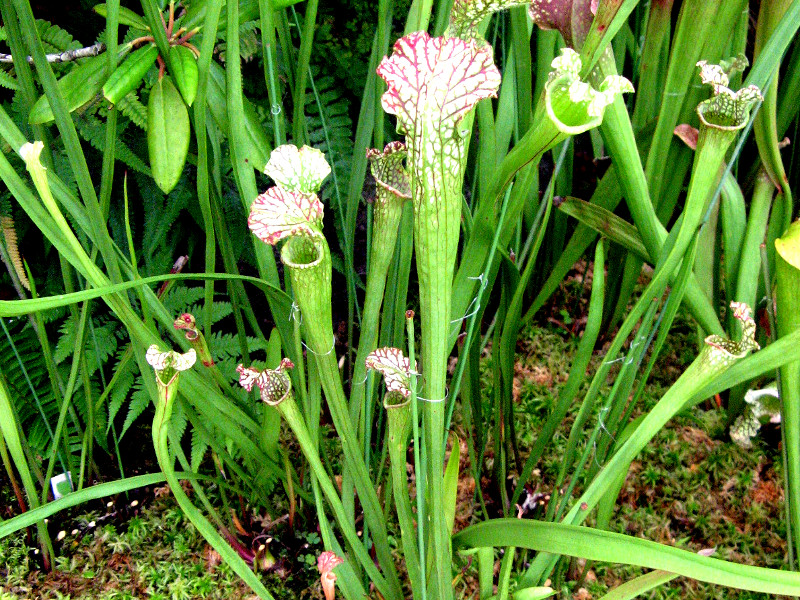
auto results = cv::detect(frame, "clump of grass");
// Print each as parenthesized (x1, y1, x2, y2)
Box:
(0, 491, 325, 600)
(495, 312, 788, 599)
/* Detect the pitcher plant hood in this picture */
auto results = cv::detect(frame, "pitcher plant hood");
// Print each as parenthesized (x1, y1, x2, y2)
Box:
(248, 187, 324, 245)
(366, 347, 416, 399)
(545, 48, 633, 135)
(696, 60, 762, 131)
(264, 144, 331, 194)
(377, 30, 501, 161)
(236, 358, 295, 406)
(146, 345, 196, 388)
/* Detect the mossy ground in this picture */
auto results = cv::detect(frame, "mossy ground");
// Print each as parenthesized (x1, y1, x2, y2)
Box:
(474, 310, 788, 600)
(1, 307, 790, 600)
(0, 488, 325, 600)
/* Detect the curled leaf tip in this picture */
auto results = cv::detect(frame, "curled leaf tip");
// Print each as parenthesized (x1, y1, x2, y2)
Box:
(264, 144, 331, 194)
(546, 48, 633, 134)
(146, 344, 196, 386)
(317, 551, 343, 574)
(367, 142, 411, 201)
(530, 0, 595, 48)
(674, 124, 699, 150)
(248, 187, 324, 245)
(318, 552, 343, 600)
(173, 312, 215, 366)
(703, 302, 759, 359)
(173, 312, 197, 334)
(696, 60, 762, 130)
(731, 385, 780, 448)
(236, 360, 293, 405)
(366, 347, 415, 398)
(20, 141, 45, 165)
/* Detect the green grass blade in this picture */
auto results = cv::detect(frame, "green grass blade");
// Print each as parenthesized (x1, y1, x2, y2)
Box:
(10, 0, 122, 284)
(598, 570, 679, 600)
(259, 0, 287, 147)
(290, 0, 318, 145)
(454, 520, 800, 596)
(226, 0, 279, 286)
(0, 376, 54, 563)
(555, 196, 648, 260)
(744, 0, 800, 91)
(193, 0, 223, 342)
(510, 237, 605, 508)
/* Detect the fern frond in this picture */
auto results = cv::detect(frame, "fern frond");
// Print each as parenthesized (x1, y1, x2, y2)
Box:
(217, 20, 262, 62)
(0, 69, 18, 91)
(208, 331, 268, 360)
(35, 19, 80, 55)
(84, 319, 120, 374)
(1, 216, 30, 290)
(116, 92, 147, 130)
(138, 176, 191, 270)
(75, 114, 151, 175)
(162, 286, 206, 314)
(239, 22, 260, 62)
(120, 384, 151, 439)
(108, 367, 135, 433)
(190, 427, 208, 472)
(168, 400, 188, 448)
(188, 300, 233, 324)
(0, 319, 83, 466)
(53, 319, 76, 364)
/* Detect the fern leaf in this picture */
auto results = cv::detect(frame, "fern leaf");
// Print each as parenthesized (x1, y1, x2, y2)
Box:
(0, 69, 18, 91)
(75, 115, 151, 175)
(217, 20, 262, 62)
(239, 24, 261, 62)
(84, 320, 119, 374)
(35, 19, 80, 55)
(162, 286, 206, 314)
(120, 384, 151, 439)
(116, 92, 147, 130)
(188, 300, 233, 324)
(208, 331, 268, 360)
(1, 216, 30, 290)
(53, 319, 76, 364)
(168, 400, 188, 449)
(190, 427, 208, 472)
(107, 368, 135, 433)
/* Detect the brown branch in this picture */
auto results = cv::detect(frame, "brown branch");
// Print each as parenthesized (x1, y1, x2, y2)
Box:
(0, 42, 106, 64)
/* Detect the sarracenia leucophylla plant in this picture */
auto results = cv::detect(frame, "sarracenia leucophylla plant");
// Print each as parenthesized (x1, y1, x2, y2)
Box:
(350, 143, 410, 426)
(376, 31, 501, 600)
(521, 302, 762, 584)
(249, 144, 404, 600)
(6, 0, 800, 596)
(517, 62, 764, 584)
(236, 359, 388, 600)
(365, 347, 424, 599)
(376, 16, 631, 600)
(146, 345, 284, 600)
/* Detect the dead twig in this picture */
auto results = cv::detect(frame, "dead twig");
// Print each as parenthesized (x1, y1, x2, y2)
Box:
(0, 42, 106, 64)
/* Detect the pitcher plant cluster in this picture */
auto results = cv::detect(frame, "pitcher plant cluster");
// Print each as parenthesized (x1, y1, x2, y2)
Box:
(6, 0, 800, 598)
(131, 0, 800, 595)
(138, 1, 788, 597)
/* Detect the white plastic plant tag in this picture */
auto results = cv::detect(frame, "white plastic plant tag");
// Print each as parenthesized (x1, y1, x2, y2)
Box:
(50, 472, 73, 500)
